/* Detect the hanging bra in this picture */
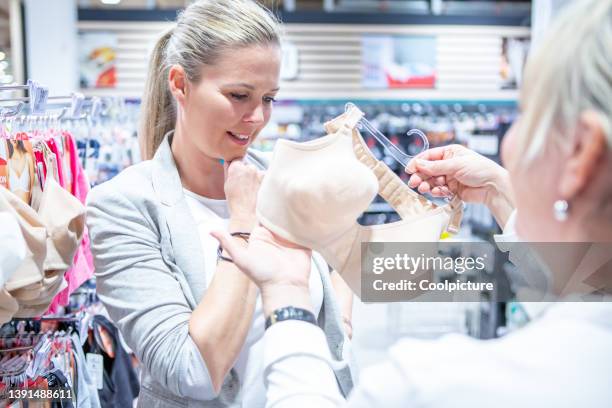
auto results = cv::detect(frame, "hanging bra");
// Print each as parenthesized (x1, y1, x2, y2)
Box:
(256, 105, 463, 297)
(9, 159, 31, 194)
(0, 177, 85, 321)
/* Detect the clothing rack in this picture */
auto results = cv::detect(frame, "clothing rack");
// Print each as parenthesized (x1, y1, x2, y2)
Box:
(0, 80, 109, 123)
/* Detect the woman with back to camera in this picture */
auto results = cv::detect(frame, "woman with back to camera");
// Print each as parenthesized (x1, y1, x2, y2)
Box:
(212, 0, 612, 406)
(86, 1, 354, 407)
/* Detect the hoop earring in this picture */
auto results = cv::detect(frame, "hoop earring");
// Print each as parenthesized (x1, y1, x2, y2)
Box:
(553, 200, 569, 222)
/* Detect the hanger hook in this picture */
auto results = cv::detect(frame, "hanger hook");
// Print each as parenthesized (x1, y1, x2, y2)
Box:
(344, 102, 356, 112)
(405, 128, 429, 154)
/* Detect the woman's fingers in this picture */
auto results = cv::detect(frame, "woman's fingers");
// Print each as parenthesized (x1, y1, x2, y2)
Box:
(407, 173, 424, 188)
(435, 176, 446, 186)
(405, 146, 453, 173)
(417, 182, 432, 194)
(413, 158, 461, 177)
(408, 172, 447, 190)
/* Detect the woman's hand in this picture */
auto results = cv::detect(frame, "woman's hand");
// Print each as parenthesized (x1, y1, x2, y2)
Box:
(210, 226, 314, 316)
(405, 144, 515, 227)
(405, 145, 503, 202)
(224, 160, 264, 231)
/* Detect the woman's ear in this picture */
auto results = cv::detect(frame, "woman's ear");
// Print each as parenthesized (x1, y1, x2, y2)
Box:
(168, 64, 188, 107)
(558, 110, 607, 200)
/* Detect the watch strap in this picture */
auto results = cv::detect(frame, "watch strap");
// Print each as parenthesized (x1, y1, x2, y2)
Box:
(265, 306, 317, 329)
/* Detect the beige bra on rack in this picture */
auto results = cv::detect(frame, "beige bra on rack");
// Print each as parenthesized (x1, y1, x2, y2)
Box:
(0, 177, 85, 322)
(256, 104, 463, 297)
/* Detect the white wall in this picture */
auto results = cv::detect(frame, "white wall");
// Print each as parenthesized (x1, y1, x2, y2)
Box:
(77, 20, 529, 101)
(24, 0, 78, 94)
(531, 0, 574, 48)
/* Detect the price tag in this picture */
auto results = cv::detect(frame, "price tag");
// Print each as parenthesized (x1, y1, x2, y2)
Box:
(86, 353, 104, 390)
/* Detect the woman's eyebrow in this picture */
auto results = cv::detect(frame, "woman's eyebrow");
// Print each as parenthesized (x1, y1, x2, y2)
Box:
(224, 83, 280, 92)
(224, 82, 255, 90)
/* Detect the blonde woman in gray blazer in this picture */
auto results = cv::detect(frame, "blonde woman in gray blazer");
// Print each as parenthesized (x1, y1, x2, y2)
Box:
(86, 1, 353, 407)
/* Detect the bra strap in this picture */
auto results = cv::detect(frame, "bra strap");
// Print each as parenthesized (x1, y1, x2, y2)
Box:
(323, 104, 364, 134)
(352, 133, 435, 217)
(444, 195, 464, 234)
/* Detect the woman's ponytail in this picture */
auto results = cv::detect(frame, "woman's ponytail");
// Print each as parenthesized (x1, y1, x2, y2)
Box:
(139, 28, 175, 160)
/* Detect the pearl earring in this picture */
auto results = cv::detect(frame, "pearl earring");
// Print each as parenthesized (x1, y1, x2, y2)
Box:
(553, 200, 569, 222)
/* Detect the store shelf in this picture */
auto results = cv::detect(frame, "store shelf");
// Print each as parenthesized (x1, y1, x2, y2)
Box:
(78, 9, 530, 27)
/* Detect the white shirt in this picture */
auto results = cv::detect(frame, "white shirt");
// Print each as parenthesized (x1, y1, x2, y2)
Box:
(261, 211, 612, 408)
(183, 189, 324, 406)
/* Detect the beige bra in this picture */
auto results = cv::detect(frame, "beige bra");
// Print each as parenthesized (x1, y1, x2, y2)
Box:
(256, 105, 463, 296)
(0, 177, 85, 322)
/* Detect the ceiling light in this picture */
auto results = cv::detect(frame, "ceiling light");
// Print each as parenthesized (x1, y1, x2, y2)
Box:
(101, 0, 122, 5)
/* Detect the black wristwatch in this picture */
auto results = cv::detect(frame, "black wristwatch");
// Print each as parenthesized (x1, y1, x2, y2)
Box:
(265, 306, 317, 330)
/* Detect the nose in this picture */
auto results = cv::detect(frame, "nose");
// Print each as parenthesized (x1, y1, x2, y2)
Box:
(243, 103, 265, 125)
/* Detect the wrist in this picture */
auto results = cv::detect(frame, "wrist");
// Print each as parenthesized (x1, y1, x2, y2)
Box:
(261, 282, 313, 318)
(229, 215, 256, 232)
(485, 167, 515, 228)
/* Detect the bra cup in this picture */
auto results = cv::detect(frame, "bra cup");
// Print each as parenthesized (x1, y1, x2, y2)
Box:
(257, 134, 378, 248)
(324, 209, 451, 298)
(0, 289, 18, 325)
(0, 188, 47, 292)
(38, 178, 85, 271)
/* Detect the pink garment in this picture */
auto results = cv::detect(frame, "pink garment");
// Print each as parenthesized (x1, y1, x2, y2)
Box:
(46, 133, 94, 314)
(64, 132, 78, 196)
(45, 138, 65, 189)
(34, 150, 47, 182)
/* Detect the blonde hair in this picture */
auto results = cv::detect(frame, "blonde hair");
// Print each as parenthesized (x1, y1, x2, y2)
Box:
(139, 0, 281, 160)
(513, 0, 611, 165)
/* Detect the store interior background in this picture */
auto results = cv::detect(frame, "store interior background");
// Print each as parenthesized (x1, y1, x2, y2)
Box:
(0, 0, 573, 374)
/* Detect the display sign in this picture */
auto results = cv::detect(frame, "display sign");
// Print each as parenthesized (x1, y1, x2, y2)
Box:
(362, 35, 437, 89)
(79, 32, 118, 88)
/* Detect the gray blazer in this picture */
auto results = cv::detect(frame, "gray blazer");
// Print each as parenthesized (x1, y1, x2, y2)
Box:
(86, 133, 353, 407)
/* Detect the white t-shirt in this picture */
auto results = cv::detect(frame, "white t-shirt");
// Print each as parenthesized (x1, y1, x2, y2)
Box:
(183, 189, 324, 406)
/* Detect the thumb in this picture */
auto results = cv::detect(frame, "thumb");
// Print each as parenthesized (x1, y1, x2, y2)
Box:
(210, 230, 250, 273)
(415, 158, 460, 177)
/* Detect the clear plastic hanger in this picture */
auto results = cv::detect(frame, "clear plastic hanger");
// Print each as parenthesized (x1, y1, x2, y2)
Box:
(345, 102, 429, 168)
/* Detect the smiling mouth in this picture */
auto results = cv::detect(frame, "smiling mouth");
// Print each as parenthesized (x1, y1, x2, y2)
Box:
(227, 131, 250, 145)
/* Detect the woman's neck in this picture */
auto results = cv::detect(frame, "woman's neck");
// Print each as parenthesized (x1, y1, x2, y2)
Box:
(171, 126, 226, 199)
